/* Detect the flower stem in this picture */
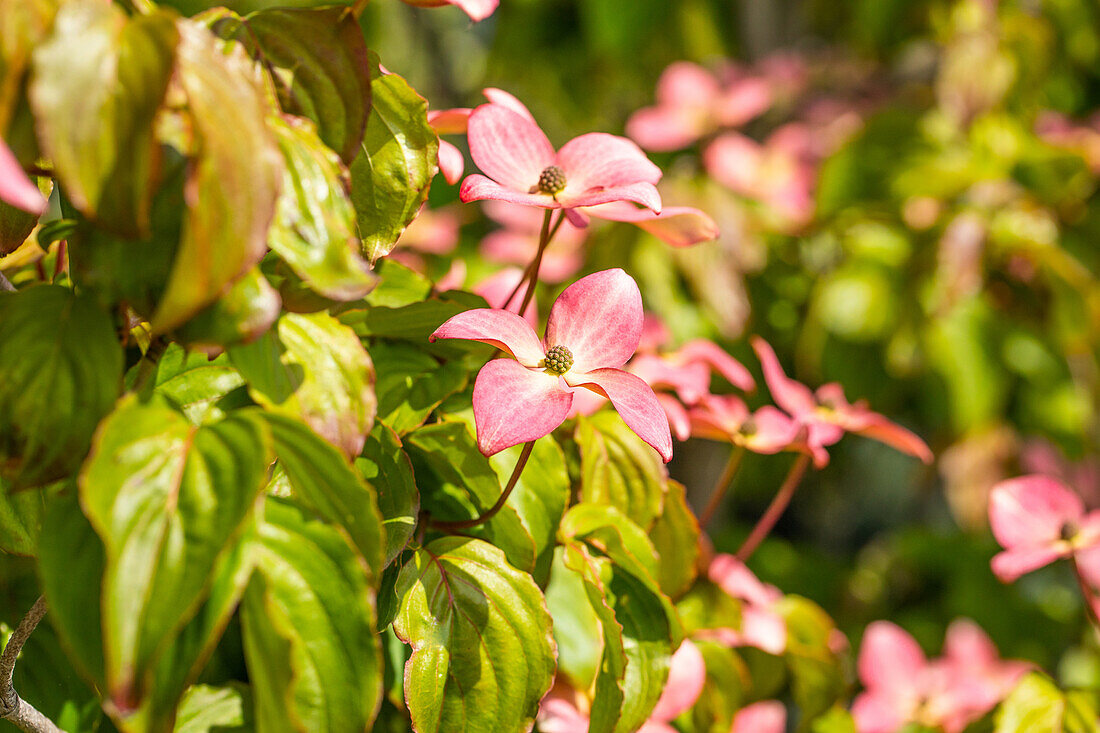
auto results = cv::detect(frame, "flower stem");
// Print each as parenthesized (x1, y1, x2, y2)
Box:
(0, 596, 63, 733)
(1071, 555, 1100, 640)
(506, 209, 564, 314)
(350, 0, 370, 18)
(432, 440, 535, 531)
(735, 452, 812, 563)
(698, 445, 746, 529)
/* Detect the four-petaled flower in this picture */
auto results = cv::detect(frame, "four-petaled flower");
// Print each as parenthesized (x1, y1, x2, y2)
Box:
(988, 474, 1100, 586)
(460, 101, 664, 227)
(430, 268, 673, 461)
(752, 336, 933, 467)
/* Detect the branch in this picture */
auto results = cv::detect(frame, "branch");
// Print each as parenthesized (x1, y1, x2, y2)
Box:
(0, 597, 65, 733)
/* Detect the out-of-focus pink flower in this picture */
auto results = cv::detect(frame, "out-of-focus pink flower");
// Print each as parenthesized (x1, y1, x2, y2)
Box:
(479, 200, 587, 283)
(1036, 110, 1100, 173)
(396, 204, 461, 255)
(988, 475, 1100, 586)
(1021, 439, 1100, 509)
(538, 640, 705, 733)
(583, 200, 719, 247)
(733, 701, 786, 733)
(704, 127, 815, 229)
(853, 620, 1025, 733)
(460, 102, 662, 226)
(399, 0, 497, 22)
(431, 269, 672, 461)
(626, 62, 772, 152)
(434, 259, 466, 293)
(0, 138, 45, 215)
(751, 337, 933, 468)
(471, 267, 537, 328)
(706, 554, 786, 655)
(688, 395, 802, 455)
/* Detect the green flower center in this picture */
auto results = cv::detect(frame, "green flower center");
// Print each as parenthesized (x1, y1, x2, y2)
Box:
(534, 165, 567, 195)
(544, 345, 573, 374)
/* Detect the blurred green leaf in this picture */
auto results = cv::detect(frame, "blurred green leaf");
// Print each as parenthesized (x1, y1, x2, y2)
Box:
(0, 0, 57, 131)
(0, 286, 123, 488)
(689, 641, 746, 733)
(150, 19, 282, 333)
(356, 423, 419, 567)
(995, 672, 1067, 733)
(230, 311, 376, 458)
(350, 58, 437, 263)
(544, 547, 604, 691)
(0, 476, 44, 556)
(241, 497, 382, 733)
(393, 536, 555, 733)
(173, 684, 253, 733)
(30, 2, 177, 236)
(153, 345, 246, 426)
(174, 266, 281, 351)
(649, 479, 700, 599)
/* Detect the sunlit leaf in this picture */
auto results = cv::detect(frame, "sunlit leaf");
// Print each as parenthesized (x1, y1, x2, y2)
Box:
(241, 497, 382, 733)
(393, 537, 555, 733)
(575, 410, 668, 529)
(152, 344, 246, 426)
(350, 59, 437, 263)
(0, 0, 57, 132)
(174, 684, 252, 733)
(174, 266, 281, 351)
(356, 424, 419, 567)
(30, 1, 177, 236)
(649, 479, 699, 599)
(372, 341, 468, 434)
(230, 311, 376, 458)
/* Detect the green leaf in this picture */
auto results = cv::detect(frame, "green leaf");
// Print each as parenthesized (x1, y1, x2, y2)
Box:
(575, 411, 668, 529)
(0, 0, 57, 132)
(0, 285, 123, 488)
(560, 542, 673, 733)
(79, 395, 271, 712)
(340, 295, 484, 344)
(364, 259, 432, 308)
(241, 497, 382, 733)
(30, 2, 177, 236)
(266, 115, 375, 301)
(174, 684, 253, 733)
(230, 311, 376, 458)
(262, 412, 384, 581)
(811, 706, 858, 733)
(152, 344, 247, 425)
(649, 479, 700, 599)
(174, 266, 281, 351)
(213, 5, 371, 163)
(0, 196, 40, 255)
(150, 19, 282, 333)
(405, 421, 535, 572)
(995, 673, 1068, 733)
(393, 537, 555, 733)
(356, 424, 419, 567)
(350, 58, 437, 263)
(779, 595, 845, 722)
(559, 504, 662, 592)
(372, 341, 468, 434)
(0, 475, 44, 556)
(545, 547, 604, 691)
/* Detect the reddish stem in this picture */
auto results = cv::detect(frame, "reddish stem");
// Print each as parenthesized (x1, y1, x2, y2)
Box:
(735, 452, 812, 563)
(699, 445, 746, 529)
(432, 440, 535, 531)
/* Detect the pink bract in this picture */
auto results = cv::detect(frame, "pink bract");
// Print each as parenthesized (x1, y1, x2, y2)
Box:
(988, 474, 1100, 586)
(583, 200, 719, 247)
(399, 0, 498, 22)
(751, 336, 933, 467)
(733, 701, 786, 733)
(688, 395, 802, 455)
(430, 269, 672, 461)
(706, 554, 787, 655)
(460, 104, 663, 219)
(0, 137, 46, 215)
(853, 619, 1026, 733)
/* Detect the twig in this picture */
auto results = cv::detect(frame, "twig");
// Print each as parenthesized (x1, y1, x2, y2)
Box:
(698, 445, 746, 529)
(432, 441, 535, 530)
(515, 210, 565, 315)
(735, 452, 811, 562)
(0, 597, 64, 733)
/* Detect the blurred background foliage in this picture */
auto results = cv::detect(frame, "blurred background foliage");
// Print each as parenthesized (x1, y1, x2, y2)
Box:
(9, 0, 1100, 704)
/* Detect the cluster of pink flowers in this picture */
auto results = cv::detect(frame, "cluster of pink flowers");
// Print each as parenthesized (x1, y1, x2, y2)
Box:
(853, 620, 1029, 733)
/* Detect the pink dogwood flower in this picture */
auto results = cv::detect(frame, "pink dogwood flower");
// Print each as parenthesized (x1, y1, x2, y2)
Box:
(428, 88, 536, 184)
(733, 701, 786, 733)
(626, 61, 772, 152)
(688, 394, 803, 455)
(853, 620, 1026, 733)
(706, 554, 786, 655)
(751, 337, 933, 468)
(399, 0, 497, 22)
(581, 201, 720, 248)
(0, 137, 45, 215)
(430, 268, 672, 461)
(988, 475, 1100, 586)
(460, 101, 663, 227)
